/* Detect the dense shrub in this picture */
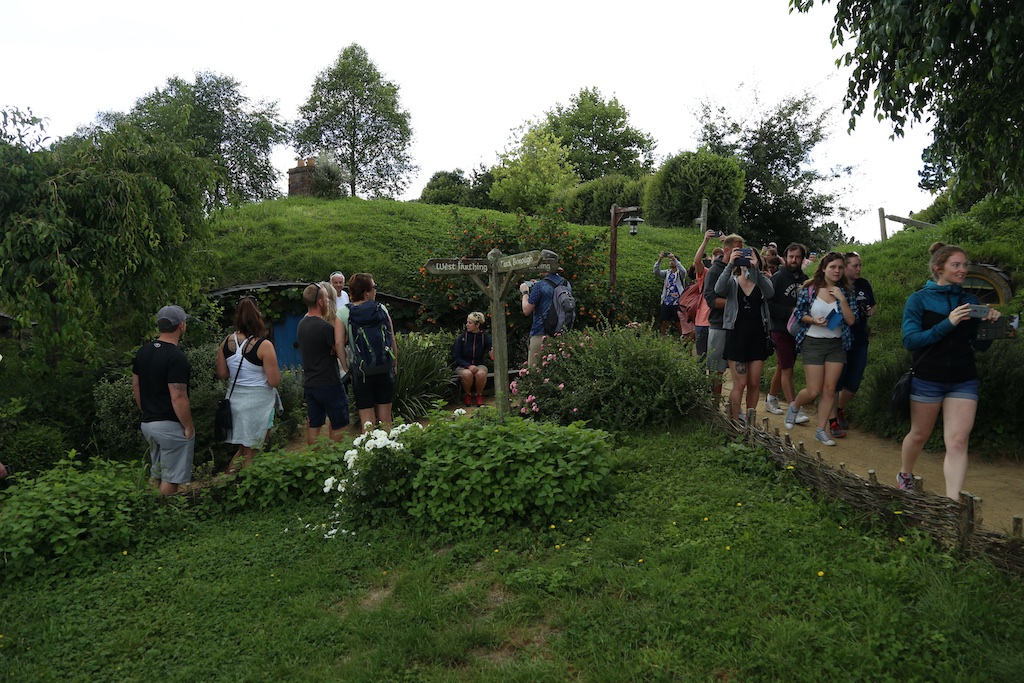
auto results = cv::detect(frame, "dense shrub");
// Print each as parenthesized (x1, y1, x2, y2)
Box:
(93, 374, 147, 461)
(644, 150, 744, 229)
(3, 422, 71, 474)
(324, 411, 612, 533)
(215, 443, 350, 513)
(0, 458, 176, 578)
(513, 327, 709, 431)
(556, 174, 646, 226)
(392, 332, 455, 421)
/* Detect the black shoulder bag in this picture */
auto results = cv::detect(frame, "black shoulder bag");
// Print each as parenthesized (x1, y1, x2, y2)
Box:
(214, 335, 251, 441)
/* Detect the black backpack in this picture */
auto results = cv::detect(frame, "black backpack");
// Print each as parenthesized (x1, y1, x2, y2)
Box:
(542, 276, 576, 336)
(345, 302, 395, 379)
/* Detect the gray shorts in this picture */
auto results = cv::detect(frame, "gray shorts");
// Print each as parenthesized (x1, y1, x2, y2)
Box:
(705, 328, 728, 373)
(800, 336, 846, 366)
(141, 421, 195, 484)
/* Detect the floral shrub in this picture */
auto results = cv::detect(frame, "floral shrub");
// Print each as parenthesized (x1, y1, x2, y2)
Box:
(512, 327, 710, 431)
(319, 409, 612, 534)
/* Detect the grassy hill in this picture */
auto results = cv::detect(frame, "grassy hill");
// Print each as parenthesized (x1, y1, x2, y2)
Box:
(210, 195, 1024, 458)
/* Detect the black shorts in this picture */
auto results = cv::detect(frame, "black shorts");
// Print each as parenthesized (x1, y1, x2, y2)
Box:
(353, 373, 395, 410)
(660, 303, 680, 322)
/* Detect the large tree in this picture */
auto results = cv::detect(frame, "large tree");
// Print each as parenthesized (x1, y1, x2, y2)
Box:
(644, 150, 745, 229)
(697, 92, 850, 248)
(542, 87, 655, 182)
(0, 108, 217, 367)
(489, 124, 581, 215)
(790, 0, 1024, 197)
(294, 43, 417, 199)
(89, 72, 286, 207)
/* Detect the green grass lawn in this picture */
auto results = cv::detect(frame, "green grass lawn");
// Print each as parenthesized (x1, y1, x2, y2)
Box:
(4, 423, 1023, 682)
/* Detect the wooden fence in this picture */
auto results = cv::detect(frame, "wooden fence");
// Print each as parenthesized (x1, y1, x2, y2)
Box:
(712, 406, 1024, 577)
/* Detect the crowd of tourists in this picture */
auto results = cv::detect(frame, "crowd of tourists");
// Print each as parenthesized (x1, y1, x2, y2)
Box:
(665, 233, 997, 499)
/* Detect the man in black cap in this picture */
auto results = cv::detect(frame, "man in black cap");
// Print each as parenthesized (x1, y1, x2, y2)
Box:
(132, 305, 195, 495)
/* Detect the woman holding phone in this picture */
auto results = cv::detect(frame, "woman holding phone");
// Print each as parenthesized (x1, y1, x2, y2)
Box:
(784, 252, 857, 446)
(714, 244, 774, 422)
(897, 243, 1001, 497)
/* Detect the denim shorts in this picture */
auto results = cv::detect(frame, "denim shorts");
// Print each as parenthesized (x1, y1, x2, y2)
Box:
(837, 344, 869, 393)
(910, 377, 979, 403)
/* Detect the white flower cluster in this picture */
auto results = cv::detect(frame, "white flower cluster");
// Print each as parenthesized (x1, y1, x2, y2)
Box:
(314, 422, 425, 539)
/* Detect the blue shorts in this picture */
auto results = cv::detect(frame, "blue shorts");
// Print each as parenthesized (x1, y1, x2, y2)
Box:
(910, 377, 979, 403)
(304, 384, 349, 429)
(660, 303, 680, 322)
(837, 344, 869, 393)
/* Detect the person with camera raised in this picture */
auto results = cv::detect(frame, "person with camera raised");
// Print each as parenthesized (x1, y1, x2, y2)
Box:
(714, 243, 774, 422)
(654, 250, 687, 336)
(897, 243, 1001, 497)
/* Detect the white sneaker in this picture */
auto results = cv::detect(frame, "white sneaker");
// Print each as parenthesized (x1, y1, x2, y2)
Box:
(794, 408, 811, 424)
(765, 395, 784, 415)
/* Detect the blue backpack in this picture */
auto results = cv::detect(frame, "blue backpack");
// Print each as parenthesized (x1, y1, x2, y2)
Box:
(345, 302, 395, 379)
(542, 276, 576, 336)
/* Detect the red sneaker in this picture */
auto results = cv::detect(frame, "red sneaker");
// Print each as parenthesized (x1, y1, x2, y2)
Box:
(475, 394, 484, 406)
(463, 394, 472, 406)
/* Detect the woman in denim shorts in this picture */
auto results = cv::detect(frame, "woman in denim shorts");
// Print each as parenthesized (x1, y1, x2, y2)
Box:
(898, 243, 1001, 498)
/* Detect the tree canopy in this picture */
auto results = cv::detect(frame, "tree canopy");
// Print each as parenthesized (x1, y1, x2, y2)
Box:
(542, 87, 655, 182)
(0, 108, 216, 367)
(790, 0, 1024, 197)
(697, 92, 850, 249)
(490, 125, 581, 215)
(294, 43, 417, 199)
(644, 150, 745, 230)
(86, 71, 286, 207)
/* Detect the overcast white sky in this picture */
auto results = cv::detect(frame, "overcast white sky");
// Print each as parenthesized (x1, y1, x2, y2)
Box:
(2, 0, 935, 243)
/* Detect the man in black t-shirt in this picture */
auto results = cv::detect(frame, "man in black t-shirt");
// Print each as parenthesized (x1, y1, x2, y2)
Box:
(132, 305, 194, 495)
(297, 283, 349, 443)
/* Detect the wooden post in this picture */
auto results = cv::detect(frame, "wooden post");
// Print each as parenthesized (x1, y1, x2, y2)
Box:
(914, 475, 923, 492)
(868, 469, 878, 485)
(488, 251, 510, 420)
(959, 491, 982, 551)
(839, 462, 846, 471)
(878, 207, 888, 241)
(1013, 516, 1023, 539)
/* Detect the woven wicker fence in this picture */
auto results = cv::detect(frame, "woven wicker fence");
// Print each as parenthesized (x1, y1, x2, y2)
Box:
(710, 405, 1024, 577)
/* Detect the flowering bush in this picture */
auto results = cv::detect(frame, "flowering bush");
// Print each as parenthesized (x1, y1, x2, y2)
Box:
(514, 327, 710, 431)
(320, 409, 612, 534)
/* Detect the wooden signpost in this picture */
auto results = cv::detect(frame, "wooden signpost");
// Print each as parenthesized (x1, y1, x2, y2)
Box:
(424, 249, 558, 420)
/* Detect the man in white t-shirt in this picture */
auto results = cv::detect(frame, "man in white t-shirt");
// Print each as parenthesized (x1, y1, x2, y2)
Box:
(330, 271, 350, 310)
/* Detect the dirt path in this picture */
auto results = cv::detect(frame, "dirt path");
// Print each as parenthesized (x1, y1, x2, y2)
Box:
(739, 399, 1023, 533)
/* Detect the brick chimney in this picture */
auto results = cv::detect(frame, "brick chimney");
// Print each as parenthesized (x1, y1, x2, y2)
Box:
(288, 157, 316, 196)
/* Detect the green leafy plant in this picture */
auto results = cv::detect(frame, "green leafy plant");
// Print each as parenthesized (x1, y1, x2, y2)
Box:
(3, 422, 70, 474)
(323, 410, 613, 533)
(513, 327, 710, 430)
(216, 443, 351, 513)
(0, 457, 175, 578)
(392, 332, 455, 421)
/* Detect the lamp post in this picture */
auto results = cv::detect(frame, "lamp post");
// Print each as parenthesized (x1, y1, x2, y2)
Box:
(609, 203, 643, 291)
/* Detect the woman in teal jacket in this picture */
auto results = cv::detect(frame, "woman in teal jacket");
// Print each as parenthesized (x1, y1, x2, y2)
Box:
(897, 243, 1001, 498)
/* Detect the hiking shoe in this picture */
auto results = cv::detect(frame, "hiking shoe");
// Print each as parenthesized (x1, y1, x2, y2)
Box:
(784, 404, 798, 430)
(896, 472, 916, 492)
(765, 395, 784, 415)
(829, 418, 847, 438)
(836, 408, 850, 430)
(814, 428, 836, 447)
(794, 408, 811, 424)
(475, 394, 484, 406)
(463, 394, 472, 406)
